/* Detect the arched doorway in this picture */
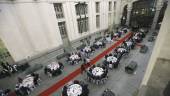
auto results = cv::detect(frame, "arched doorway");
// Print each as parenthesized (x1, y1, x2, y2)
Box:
(0, 39, 14, 65)
(130, 0, 156, 28)
(121, 5, 128, 26)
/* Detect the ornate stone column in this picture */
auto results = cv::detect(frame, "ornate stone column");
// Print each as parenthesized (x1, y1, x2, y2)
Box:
(126, 3, 132, 26)
(150, 1, 163, 32)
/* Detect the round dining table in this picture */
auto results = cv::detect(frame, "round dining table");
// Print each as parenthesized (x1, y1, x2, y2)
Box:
(67, 84, 82, 96)
(106, 56, 117, 63)
(21, 75, 34, 88)
(92, 67, 104, 76)
(83, 46, 91, 53)
(69, 54, 80, 61)
(46, 62, 60, 71)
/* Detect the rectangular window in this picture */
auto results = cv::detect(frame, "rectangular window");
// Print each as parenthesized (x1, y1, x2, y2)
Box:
(77, 17, 89, 33)
(109, 1, 112, 11)
(96, 15, 100, 28)
(75, 3, 88, 15)
(114, 1, 116, 10)
(54, 3, 64, 19)
(96, 2, 100, 13)
(58, 22, 67, 38)
(108, 13, 112, 25)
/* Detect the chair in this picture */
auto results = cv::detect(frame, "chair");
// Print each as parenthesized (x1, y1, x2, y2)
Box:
(17, 62, 30, 71)
(96, 80, 100, 85)
(148, 36, 154, 42)
(92, 78, 96, 84)
(125, 61, 138, 74)
(25, 64, 43, 75)
(100, 78, 106, 84)
(140, 45, 148, 53)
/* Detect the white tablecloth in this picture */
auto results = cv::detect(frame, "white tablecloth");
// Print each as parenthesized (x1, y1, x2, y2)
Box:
(114, 33, 118, 36)
(123, 28, 129, 32)
(117, 48, 126, 53)
(95, 41, 103, 46)
(92, 67, 104, 76)
(126, 41, 132, 47)
(106, 37, 113, 42)
(107, 56, 117, 63)
(133, 36, 138, 40)
(83, 46, 91, 52)
(67, 84, 82, 96)
(70, 55, 80, 61)
(139, 29, 144, 32)
(21, 76, 34, 88)
(47, 62, 60, 70)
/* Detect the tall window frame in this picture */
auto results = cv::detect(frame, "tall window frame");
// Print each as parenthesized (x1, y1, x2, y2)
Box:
(54, 3, 64, 19)
(109, 1, 112, 11)
(114, 1, 116, 10)
(108, 13, 112, 25)
(75, 2, 89, 33)
(75, 3, 88, 16)
(77, 17, 89, 33)
(96, 15, 100, 28)
(58, 22, 67, 38)
(96, 2, 100, 13)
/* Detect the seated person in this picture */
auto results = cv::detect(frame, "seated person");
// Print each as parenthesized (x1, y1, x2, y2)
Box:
(105, 55, 108, 59)
(31, 73, 40, 86)
(15, 83, 23, 96)
(73, 80, 80, 84)
(58, 62, 64, 69)
(90, 46, 95, 53)
(109, 54, 112, 56)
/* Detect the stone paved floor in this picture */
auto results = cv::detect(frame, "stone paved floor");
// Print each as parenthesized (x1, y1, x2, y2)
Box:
(0, 32, 155, 96)
(52, 32, 155, 96)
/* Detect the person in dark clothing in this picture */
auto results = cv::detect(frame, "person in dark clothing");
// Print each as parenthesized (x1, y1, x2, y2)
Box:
(81, 64, 86, 74)
(1, 62, 8, 70)
(17, 77, 23, 84)
(15, 83, 23, 96)
(123, 41, 127, 48)
(62, 86, 68, 96)
(20, 86, 30, 95)
(111, 33, 114, 40)
(31, 73, 40, 86)
(58, 62, 64, 69)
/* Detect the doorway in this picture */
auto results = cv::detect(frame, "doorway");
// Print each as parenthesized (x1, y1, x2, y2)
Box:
(0, 39, 14, 65)
(58, 21, 73, 52)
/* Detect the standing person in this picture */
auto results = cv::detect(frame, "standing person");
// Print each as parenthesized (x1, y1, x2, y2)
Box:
(17, 77, 23, 84)
(15, 83, 22, 96)
(86, 57, 91, 68)
(83, 57, 90, 67)
(80, 64, 85, 74)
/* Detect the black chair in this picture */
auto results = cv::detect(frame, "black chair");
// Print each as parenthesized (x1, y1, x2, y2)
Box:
(140, 45, 148, 53)
(56, 53, 69, 60)
(148, 36, 155, 42)
(17, 62, 30, 71)
(25, 64, 43, 75)
(125, 61, 138, 74)
(102, 89, 115, 96)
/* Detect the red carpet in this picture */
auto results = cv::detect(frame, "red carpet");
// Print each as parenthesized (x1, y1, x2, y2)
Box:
(39, 32, 132, 96)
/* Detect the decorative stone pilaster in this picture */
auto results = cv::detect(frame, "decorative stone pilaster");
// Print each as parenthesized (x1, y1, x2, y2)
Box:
(151, 1, 163, 32)
(126, 6, 132, 26)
